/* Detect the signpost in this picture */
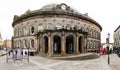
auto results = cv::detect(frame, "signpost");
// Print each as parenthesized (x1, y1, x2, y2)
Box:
(13, 48, 22, 62)
(6, 48, 14, 63)
(22, 48, 29, 62)
(106, 33, 110, 65)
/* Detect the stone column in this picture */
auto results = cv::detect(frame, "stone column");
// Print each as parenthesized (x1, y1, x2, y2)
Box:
(51, 37, 53, 56)
(74, 34, 79, 54)
(61, 32, 66, 56)
(39, 36, 43, 55)
(84, 36, 87, 53)
(42, 38, 45, 54)
(83, 35, 87, 53)
(42, 39, 46, 55)
(37, 36, 40, 54)
(76, 36, 79, 54)
(48, 33, 53, 57)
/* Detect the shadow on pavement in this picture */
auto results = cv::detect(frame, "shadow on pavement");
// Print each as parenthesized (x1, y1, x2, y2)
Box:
(49, 53, 100, 61)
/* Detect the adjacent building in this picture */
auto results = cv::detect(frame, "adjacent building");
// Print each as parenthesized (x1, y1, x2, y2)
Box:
(0, 32, 12, 49)
(0, 33, 3, 49)
(12, 3, 102, 56)
(113, 25, 120, 47)
(102, 43, 113, 50)
(3, 39, 12, 48)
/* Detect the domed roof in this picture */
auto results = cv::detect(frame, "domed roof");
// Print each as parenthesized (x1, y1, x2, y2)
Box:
(12, 3, 102, 31)
(39, 3, 80, 14)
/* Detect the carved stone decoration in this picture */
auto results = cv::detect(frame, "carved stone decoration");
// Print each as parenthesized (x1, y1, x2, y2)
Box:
(13, 15, 19, 21)
(66, 6, 70, 11)
(26, 9, 31, 13)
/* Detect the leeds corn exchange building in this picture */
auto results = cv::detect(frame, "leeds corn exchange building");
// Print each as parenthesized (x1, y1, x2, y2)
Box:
(12, 3, 102, 56)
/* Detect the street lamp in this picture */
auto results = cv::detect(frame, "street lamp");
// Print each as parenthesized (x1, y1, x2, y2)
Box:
(107, 33, 110, 65)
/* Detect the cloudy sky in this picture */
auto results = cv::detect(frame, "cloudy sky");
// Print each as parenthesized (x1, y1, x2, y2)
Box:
(0, 0, 119, 43)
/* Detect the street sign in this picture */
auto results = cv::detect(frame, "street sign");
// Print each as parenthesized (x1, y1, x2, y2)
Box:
(13, 48, 22, 62)
(22, 48, 29, 62)
(6, 48, 14, 63)
(6, 47, 29, 63)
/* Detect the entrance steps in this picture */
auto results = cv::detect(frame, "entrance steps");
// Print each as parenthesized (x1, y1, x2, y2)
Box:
(49, 53, 100, 60)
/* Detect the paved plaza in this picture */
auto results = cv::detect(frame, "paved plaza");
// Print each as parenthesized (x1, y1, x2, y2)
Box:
(0, 53, 120, 70)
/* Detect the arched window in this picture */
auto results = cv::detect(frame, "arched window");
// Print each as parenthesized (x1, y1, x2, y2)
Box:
(95, 31, 97, 38)
(95, 41, 98, 48)
(55, 23, 62, 29)
(88, 29, 91, 37)
(93, 41, 96, 48)
(74, 25, 78, 30)
(47, 23, 53, 30)
(38, 24, 43, 32)
(96, 31, 98, 38)
(92, 30, 94, 38)
(31, 26, 34, 34)
(98, 33, 100, 39)
(23, 39, 27, 48)
(87, 41, 90, 49)
(90, 29, 93, 37)
(66, 24, 71, 30)
(14, 28, 17, 37)
(90, 41, 92, 48)
(86, 28, 90, 37)
(86, 27, 89, 32)
(18, 28, 19, 37)
(19, 28, 22, 37)
(23, 27, 28, 36)
(93, 30, 95, 38)
(80, 26, 85, 31)
(31, 39, 34, 48)
(21, 27, 24, 36)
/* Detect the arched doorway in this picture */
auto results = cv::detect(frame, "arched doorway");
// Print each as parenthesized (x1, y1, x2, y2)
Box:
(44, 36, 48, 53)
(78, 36, 82, 53)
(66, 35, 74, 54)
(53, 35, 61, 54)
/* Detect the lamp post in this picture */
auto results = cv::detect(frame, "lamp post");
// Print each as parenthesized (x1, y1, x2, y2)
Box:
(107, 33, 110, 65)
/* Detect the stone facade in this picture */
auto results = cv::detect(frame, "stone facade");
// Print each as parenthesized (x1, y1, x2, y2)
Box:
(3, 40, 12, 48)
(12, 3, 102, 56)
(114, 25, 120, 47)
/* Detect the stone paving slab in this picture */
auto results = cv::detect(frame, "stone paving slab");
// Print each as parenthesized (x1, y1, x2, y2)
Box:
(0, 54, 119, 70)
(103, 54, 120, 70)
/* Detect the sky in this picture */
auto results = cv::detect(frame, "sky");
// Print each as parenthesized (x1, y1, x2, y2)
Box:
(0, 0, 119, 43)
